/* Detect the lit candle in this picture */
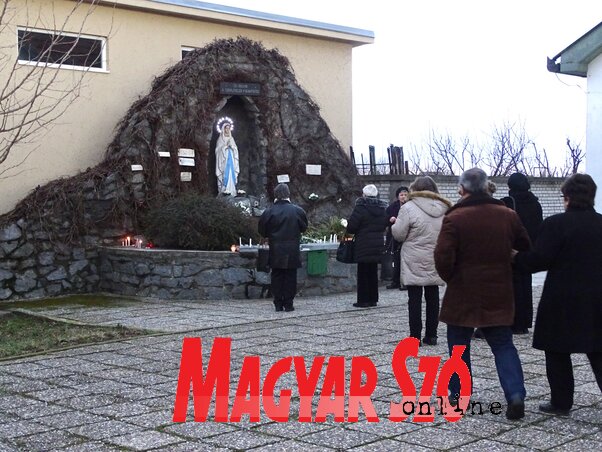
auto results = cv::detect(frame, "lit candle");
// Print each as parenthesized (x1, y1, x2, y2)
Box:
(249, 238, 252, 246)
(230, 244, 236, 252)
(126, 236, 130, 246)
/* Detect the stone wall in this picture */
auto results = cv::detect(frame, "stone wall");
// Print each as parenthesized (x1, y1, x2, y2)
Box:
(0, 37, 361, 302)
(0, 221, 104, 301)
(98, 247, 356, 300)
(364, 175, 565, 218)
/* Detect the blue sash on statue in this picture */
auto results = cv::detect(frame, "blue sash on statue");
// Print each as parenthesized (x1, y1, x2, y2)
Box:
(223, 147, 236, 190)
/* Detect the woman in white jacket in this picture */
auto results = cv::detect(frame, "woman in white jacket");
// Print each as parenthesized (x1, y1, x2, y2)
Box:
(391, 176, 452, 345)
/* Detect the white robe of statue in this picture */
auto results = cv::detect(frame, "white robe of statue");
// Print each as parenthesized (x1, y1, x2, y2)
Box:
(215, 122, 239, 195)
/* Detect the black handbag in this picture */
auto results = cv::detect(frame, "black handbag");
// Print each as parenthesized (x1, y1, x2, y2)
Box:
(256, 248, 270, 272)
(381, 247, 394, 280)
(336, 239, 356, 264)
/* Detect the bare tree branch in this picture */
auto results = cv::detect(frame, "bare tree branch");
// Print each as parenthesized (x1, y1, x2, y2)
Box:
(564, 138, 584, 175)
(483, 120, 532, 176)
(0, 0, 110, 171)
(408, 123, 580, 179)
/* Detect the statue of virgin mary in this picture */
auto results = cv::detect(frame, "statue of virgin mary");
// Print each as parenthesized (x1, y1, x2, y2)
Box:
(215, 117, 239, 195)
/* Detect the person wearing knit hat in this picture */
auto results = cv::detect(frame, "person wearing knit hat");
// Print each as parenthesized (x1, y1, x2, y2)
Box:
(502, 173, 543, 334)
(345, 184, 388, 307)
(258, 183, 308, 312)
(362, 184, 378, 197)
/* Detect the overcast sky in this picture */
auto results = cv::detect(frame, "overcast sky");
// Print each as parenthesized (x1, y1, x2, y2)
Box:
(213, 0, 602, 168)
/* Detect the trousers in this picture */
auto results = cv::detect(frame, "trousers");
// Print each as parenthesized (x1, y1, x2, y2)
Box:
(407, 285, 439, 339)
(357, 262, 379, 305)
(544, 351, 602, 409)
(447, 324, 526, 403)
(271, 268, 297, 309)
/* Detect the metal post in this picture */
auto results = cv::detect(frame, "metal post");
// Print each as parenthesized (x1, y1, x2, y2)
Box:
(400, 146, 405, 175)
(392, 146, 400, 175)
(369, 145, 376, 175)
(387, 144, 393, 175)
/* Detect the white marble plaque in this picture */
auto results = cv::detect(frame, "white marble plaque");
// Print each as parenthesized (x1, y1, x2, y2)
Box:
(131, 164, 143, 171)
(180, 172, 192, 182)
(277, 174, 290, 183)
(158, 151, 170, 157)
(178, 148, 195, 157)
(305, 164, 322, 175)
(178, 157, 195, 166)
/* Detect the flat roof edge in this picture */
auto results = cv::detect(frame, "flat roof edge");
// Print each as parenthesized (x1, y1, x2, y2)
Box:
(145, 0, 374, 40)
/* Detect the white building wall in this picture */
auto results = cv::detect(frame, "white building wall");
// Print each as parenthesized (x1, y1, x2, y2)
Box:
(587, 53, 602, 212)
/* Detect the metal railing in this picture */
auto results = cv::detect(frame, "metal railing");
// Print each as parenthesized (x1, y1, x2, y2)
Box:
(351, 145, 409, 176)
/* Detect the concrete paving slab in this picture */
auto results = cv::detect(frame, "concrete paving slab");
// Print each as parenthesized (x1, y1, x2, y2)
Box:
(1, 282, 601, 450)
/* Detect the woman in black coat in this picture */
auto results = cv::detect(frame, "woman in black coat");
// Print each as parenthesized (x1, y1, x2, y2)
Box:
(346, 184, 388, 307)
(515, 173, 602, 415)
(502, 173, 543, 333)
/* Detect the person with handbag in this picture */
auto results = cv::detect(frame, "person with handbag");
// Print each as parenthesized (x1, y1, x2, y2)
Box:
(346, 184, 388, 308)
(385, 186, 409, 290)
(258, 183, 308, 312)
(392, 176, 451, 345)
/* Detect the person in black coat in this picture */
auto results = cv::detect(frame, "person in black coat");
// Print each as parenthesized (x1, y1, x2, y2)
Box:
(514, 173, 602, 415)
(258, 183, 308, 312)
(502, 173, 543, 334)
(385, 186, 408, 289)
(346, 184, 388, 308)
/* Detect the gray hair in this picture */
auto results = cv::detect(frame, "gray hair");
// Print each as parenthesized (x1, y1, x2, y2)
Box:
(274, 183, 290, 200)
(459, 168, 488, 194)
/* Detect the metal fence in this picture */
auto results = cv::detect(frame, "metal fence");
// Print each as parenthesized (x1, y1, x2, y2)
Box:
(351, 145, 409, 176)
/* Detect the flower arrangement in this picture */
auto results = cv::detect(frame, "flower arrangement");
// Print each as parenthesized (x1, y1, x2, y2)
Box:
(234, 201, 252, 216)
(301, 216, 349, 243)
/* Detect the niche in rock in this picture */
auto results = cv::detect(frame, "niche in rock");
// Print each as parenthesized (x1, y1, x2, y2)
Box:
(209, 95, 266, 197)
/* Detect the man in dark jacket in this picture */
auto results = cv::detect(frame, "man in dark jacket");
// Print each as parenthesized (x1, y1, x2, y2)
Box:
(385, 186, 408, 289)
(435, 168, 531, 420)
(515, 173, 602, 416)
(258, 183, 308, 312)
(346, 184, 388, 307)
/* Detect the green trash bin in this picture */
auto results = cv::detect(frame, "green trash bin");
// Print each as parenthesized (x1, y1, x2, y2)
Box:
(307, 250, 328, 276)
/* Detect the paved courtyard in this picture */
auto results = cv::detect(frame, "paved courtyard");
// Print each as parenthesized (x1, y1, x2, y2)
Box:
(1, 275, 601, 451)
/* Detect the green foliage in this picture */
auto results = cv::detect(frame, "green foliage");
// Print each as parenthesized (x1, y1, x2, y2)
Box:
(302, 216, 347, 243)
(143, 194, 260, 250)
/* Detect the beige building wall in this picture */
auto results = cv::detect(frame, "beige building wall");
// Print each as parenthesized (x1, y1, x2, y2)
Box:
(0, 0, 372, 215)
